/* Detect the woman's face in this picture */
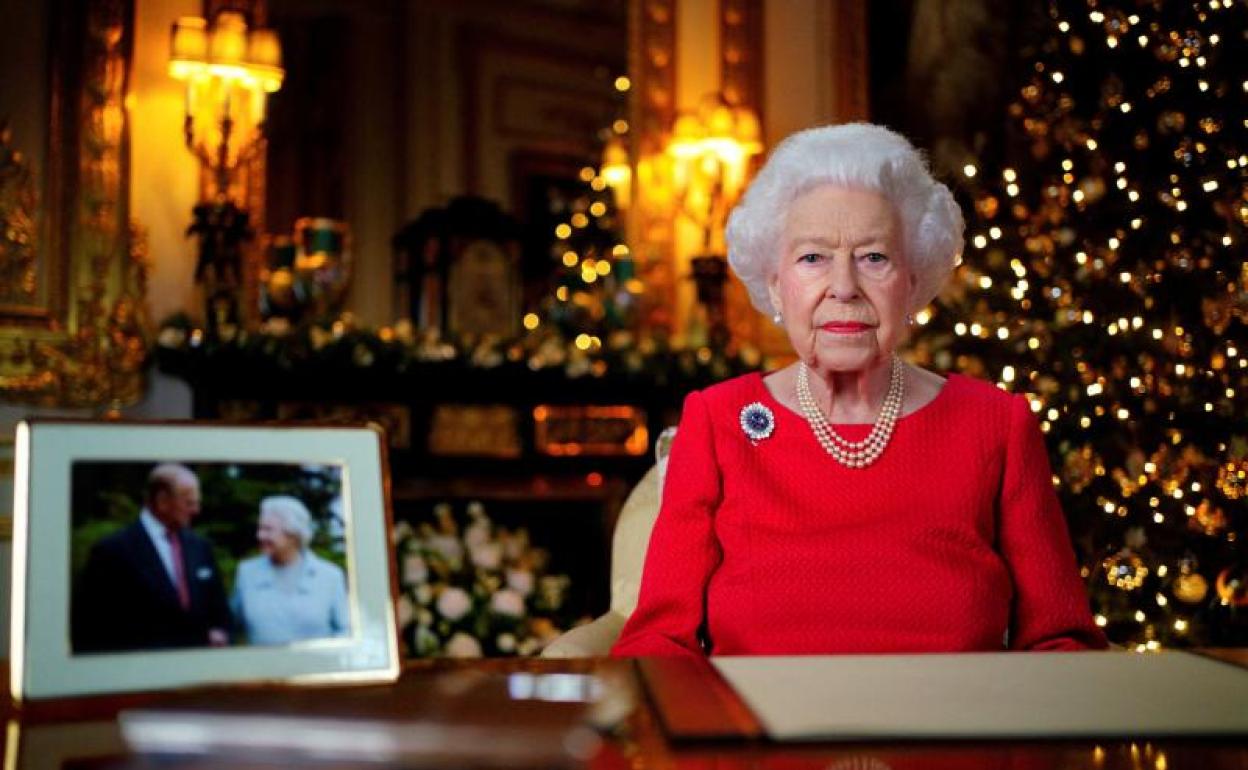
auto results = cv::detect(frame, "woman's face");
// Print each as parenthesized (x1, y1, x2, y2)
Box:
(767, 185, 914, 376)
(257, 511, 301, 564)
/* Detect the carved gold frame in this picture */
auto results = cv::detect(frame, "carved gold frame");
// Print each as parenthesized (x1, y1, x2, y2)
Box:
(0, 0, 148, 411)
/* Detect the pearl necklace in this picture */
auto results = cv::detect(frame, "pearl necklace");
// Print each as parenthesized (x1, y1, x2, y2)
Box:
(795, 357, 905, 468)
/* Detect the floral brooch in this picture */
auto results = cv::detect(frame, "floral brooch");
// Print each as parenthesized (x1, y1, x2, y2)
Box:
(739, 401, 775, 444)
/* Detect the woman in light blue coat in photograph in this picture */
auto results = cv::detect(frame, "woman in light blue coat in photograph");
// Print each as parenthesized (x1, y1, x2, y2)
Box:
(232, 495, 351, 645)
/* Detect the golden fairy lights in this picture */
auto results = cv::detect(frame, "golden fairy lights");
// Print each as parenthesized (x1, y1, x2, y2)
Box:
(943, 0, 1248, 647)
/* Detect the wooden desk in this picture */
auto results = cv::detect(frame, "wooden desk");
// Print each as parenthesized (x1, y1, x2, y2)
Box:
(4, 657, 1247, 769)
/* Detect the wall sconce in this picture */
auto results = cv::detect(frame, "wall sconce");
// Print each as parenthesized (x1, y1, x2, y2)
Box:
(168, 11, 284, 199)
(666, 94, 762, 253)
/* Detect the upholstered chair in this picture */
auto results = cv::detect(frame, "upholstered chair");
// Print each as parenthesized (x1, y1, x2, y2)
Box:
(541, 428, 674, 657)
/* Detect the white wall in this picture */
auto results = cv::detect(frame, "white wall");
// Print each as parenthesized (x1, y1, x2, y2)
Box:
(132, 0, 203, 326)
(763, 0, 856, 147)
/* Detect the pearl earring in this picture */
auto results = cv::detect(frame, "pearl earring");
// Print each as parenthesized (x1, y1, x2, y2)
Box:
(773, 312, 783, 325)
(906, 313, 915, 326)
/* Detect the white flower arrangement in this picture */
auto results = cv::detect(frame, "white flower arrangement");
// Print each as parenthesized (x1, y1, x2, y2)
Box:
(395, 501, 583, 657)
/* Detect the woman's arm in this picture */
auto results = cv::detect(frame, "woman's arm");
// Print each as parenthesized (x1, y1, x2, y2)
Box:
(612, 390, 723, 657)
(1000, 395, 1109, 650)
(329, 563, 350, 636)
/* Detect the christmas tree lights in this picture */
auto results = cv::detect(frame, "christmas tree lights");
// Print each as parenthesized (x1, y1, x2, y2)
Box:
(920, 0, 1248, 648)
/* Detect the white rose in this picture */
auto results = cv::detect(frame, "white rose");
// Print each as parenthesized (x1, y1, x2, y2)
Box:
(464, 520, 491, 548)
(429, 535, 463, 565)
(444, 632, 482, 658)
(470, 542, 503, 571)
(490, 588, 526, 618)
(402, 554, 428, 585)
(436, 587, 472, 621)
(415, 584, 433, 606)
(397, 595, 415, 627)
(393, 521, 414, 542)
(506, 568, 534, 596)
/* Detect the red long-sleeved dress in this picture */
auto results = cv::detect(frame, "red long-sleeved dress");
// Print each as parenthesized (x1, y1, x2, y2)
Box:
(611, 371, 1108, 657)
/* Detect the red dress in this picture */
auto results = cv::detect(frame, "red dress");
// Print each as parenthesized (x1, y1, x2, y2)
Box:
(611, 371, 1108, 657)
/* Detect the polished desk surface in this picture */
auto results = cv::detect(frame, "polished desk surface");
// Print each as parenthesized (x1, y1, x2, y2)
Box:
(4, 655, 1248, 769)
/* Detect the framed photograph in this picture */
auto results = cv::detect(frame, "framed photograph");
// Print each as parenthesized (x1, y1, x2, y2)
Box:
(10, 420, 400, 701)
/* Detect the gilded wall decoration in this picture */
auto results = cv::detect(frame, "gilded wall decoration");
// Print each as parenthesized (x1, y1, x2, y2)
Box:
(0, 123, 39, 309)
(0, 0, 147, 410)
(628, 0, 678, 330)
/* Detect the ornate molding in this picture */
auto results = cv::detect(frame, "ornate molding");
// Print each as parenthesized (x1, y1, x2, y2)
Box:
(719, 0, 763, 120)
(629, 0, 678, 331)
(0, 124, 40, 310)
(830, 0, 869, 121)
(0, 0, 147, 410)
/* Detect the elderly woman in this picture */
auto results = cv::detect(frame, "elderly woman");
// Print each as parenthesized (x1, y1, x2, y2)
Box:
(612, 124, 1106, 657)
(232, 495, 351, 645)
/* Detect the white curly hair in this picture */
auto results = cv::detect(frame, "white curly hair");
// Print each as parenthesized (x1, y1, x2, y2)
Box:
(259, 495, 314, 549)
(725, 123, 964, 317)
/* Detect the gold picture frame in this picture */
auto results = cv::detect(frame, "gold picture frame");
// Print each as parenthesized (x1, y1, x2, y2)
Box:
(0, 0, 148, 410)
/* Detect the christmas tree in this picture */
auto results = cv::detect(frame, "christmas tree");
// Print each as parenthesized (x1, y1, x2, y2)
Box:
(918, 0, 1248, 648)
(529, 77, 645, 354)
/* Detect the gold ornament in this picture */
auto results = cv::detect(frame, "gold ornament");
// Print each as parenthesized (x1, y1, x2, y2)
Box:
(1188, 500, 1228, 536)
(1063, 445, 1098, 493)
(1203, 295, 1235, 334)
(1077, 176, 1107, 204)
(1216, 459, 1248, 500)
(1173, 572, 1209, 604)
(1157, 110, 1186, 134)
(975, 195, 1000, 220)
(1216, 568, 1248, 607)
(1103, 549, 1148, 591)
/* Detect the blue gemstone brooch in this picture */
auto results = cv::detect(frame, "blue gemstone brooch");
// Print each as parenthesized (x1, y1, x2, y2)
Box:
(739, 401, 776, 444)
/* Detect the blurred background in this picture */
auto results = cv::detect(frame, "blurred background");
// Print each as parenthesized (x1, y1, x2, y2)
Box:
(0, 0, 1244, 656)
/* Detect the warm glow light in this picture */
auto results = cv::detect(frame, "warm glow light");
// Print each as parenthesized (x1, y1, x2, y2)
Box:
(169, 11, 284, 195)
(666, 95, 763, 248)
(523, 313, 540, 330)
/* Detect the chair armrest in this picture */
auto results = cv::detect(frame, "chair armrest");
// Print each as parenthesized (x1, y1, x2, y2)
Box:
(540, 611, 628, 658)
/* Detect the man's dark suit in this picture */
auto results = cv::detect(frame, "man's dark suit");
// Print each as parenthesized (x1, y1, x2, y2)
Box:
(71, 520, 232, 653)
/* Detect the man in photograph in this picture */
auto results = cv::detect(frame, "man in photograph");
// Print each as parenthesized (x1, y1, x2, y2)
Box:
(72, 463, 232, 652)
